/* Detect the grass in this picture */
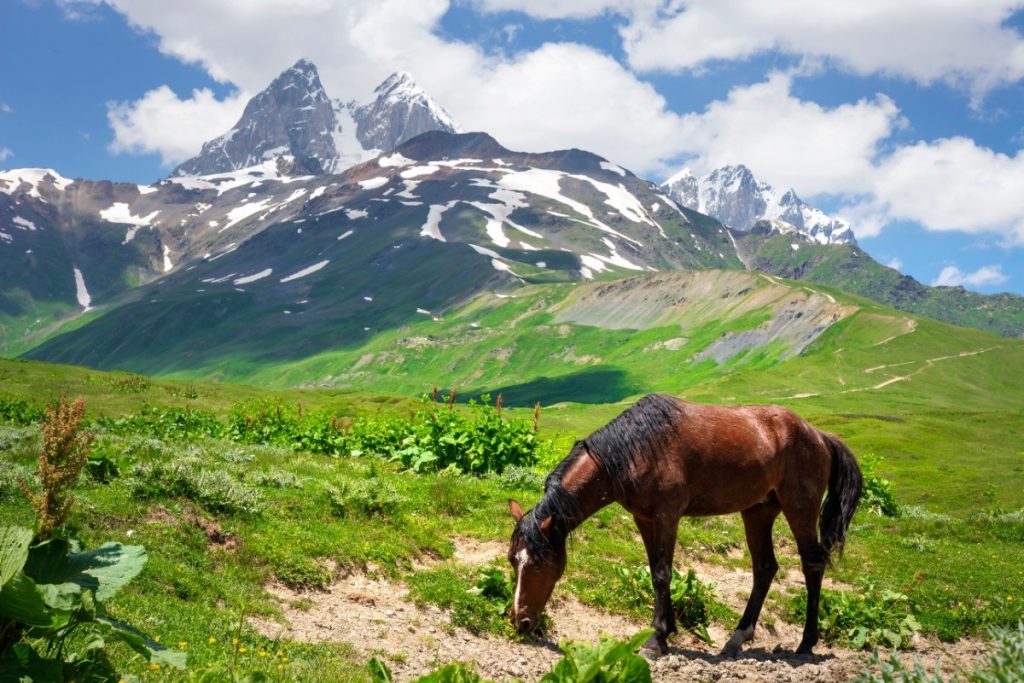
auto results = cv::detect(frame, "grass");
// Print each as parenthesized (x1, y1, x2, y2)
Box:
(1, 268, 1022, 678)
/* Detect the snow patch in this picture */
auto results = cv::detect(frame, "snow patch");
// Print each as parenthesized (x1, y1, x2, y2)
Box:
(12, 216, 36, 230)
(378, 152, 414, 167)
(234, 268, 273, 285)
(309, 186, 328, 200)
(599, 161, 626, 176)
(421, 202, 454, 242)
(222, 198, 272, 231)
(280, 260, 329, 283)
(338, 229, 354, 240)
(73, 267, 92, 310)
(358, 177, 389, 190)
(162, 245, 174, 272)
(345, 209, 368, 220)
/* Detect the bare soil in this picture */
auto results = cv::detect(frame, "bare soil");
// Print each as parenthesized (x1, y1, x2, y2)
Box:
(252, 538, 988, 682)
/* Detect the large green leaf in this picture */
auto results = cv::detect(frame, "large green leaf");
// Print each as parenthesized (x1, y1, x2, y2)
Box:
(0, 526, 33, 588)
(0, 643, 64, 682)
(25, 540, 146, 603)
(96, 616, 187, 669)
(0, 571, 53, 627)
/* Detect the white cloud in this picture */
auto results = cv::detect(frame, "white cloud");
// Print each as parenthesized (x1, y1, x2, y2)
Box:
(932, 264, 1009, 288)
(470, 0, 644, 19)
(107, 86, 248, 166)
(620, 0, 1024, 97)
(848, 138, 1024, 245)
(886, 257, 903, 271)
(674, 71, 902, 195)
(0, 102, 12, 114)
(97, 0, 689, 175)
(0, 148, 13, 163)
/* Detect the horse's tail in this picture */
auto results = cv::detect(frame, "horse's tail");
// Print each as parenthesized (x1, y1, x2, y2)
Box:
(819, 432, 863, 562)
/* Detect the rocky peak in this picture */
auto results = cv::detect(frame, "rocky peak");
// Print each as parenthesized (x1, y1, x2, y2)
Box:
(345, 71, 460, 154)
(173, 59, 337, 177)
(173, 63, 460, 178)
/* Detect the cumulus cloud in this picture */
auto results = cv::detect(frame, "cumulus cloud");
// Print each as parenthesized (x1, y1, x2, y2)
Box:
(98, 0, 689, 175)
(0, 148, 13, 163)
(107, 86, 248, 166)
(932, 264, 1009, 288)
(674, 71, 901, 195)
(619, 0, 1024, 97)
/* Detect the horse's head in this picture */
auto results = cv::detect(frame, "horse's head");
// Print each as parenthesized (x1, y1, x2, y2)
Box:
(506, 499, 566, 634)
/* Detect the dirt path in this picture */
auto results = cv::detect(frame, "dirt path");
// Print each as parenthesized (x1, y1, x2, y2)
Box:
(252, 539, 987, 682)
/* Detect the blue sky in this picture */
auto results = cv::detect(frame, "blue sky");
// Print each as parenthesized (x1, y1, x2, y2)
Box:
(2, 0, 1023, 295)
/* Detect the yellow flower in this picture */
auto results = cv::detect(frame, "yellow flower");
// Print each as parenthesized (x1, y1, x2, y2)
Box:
(259, 650, 268, 657)
(153, 636, 161, 643)
(232, 638, 239, 645)
(178, 641, 188, 649)
(208, 637, 217, 644)
(277, 665, 284, 671)
(239, 647, 248, 653)
(149, 663, 161, 670)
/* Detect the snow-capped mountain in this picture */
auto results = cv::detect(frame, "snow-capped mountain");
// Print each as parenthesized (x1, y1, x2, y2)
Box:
(662, 164, 855, 245)
(173, 60, 460, 177)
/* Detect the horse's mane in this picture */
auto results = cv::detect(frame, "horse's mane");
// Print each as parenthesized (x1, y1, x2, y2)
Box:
(514, 393, 684, 559)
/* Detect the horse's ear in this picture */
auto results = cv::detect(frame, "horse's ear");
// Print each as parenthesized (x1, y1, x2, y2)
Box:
(539, 515, 555, 534)
(508, 499, 524, 522)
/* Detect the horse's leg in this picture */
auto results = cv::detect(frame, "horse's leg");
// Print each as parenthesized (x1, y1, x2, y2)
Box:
(780, 502, 828, 655)
(722, 499, 781, 658)
(633, 513, 679, 655)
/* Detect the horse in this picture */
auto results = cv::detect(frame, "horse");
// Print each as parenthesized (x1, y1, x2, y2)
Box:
(506, 393, 863, 657)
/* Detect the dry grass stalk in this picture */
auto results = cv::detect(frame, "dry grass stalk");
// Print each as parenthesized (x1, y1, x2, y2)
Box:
(22, 395, 93, 540)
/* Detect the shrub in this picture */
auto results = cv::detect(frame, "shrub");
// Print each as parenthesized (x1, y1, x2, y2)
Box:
(246, 467, 305, 489)
(468, 566, 514, 620)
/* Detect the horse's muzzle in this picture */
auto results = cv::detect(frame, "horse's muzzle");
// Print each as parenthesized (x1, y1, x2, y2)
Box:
(515, 617, 534, 634)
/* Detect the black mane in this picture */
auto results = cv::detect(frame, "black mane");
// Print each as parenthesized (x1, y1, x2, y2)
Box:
(514, 393, 684, 559)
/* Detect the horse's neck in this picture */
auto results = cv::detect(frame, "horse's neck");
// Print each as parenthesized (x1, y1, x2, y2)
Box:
(558, 448, 615, 531)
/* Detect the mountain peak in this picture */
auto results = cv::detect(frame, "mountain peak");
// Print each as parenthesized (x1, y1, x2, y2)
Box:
(174, 63, 460, 178)
(661, 164, 856, 245)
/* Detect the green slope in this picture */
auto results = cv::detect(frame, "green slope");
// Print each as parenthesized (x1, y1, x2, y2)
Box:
(739, 231, 1024, 338)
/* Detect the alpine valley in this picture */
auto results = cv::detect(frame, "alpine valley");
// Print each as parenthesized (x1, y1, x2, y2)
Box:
(1, 58, 1022, 396)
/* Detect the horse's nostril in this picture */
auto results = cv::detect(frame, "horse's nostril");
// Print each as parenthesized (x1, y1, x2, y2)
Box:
(518, 617, 533, 633)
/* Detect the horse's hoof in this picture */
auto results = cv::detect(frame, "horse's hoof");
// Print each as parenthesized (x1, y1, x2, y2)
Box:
(640, 634, 667, 658)
(720, 643, 741, 659)
(795, 645, 815, 656)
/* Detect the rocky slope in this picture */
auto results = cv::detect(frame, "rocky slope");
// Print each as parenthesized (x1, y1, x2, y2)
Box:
(662, 165, 855, 245)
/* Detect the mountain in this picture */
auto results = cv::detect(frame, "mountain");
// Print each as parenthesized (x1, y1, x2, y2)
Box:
(11, 130, 739, 372)
(173, 60, 460, 177)
(662, 165, 855, 245)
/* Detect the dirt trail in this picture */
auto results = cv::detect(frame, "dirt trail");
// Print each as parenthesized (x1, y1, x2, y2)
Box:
(252, 539, 987, 682)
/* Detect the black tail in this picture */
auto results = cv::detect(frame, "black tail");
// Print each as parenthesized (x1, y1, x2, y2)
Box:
(819, 432, 863, 561)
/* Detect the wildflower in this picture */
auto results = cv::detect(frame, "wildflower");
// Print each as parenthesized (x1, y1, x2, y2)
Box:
(153, 636, 160, 643)
(179, 641, 187, 648)
(232, 638, 239, 645)
(149, 663, 160, 671)
(259, 650, 268, 657)
(239, 646, 248, 653)
(208, 636, 217, 644)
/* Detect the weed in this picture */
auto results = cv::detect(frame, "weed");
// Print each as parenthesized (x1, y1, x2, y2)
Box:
(790, 585, 922, 650)
(129, 458, 262, 515)
(23, 395, 93, 540)
(541, 630, 653, 682)
(860, 453, 899, 517)
(328, 478, 403, 518)
(615, 565, 728, 644)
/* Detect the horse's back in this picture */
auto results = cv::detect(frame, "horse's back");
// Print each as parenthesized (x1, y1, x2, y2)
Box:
(632, 397, 829, 516)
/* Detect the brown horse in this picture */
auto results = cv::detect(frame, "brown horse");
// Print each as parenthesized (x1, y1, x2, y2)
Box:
(506, 393, 862, 657)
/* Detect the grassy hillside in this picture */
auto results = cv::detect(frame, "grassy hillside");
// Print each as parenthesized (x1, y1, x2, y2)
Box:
(739, 232, 1024, 338)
